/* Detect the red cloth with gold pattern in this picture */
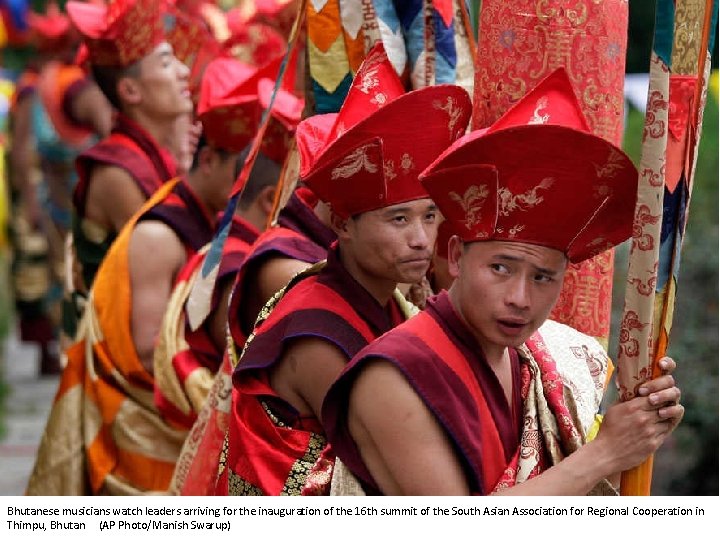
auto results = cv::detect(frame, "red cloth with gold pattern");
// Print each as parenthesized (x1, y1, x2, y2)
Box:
(472, 0, 629, 341)
(66, 0, 165, 68)
(295, 43, 472, 218)
(420, 68, 637, 264)
(198, 55, 304, 161)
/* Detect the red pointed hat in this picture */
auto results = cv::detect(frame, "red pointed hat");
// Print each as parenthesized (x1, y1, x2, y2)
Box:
(66, 0, 165, 68)
(197, 56, 304, 160)
(295, 43, 472, 218)
(420, 68, 638, 264)
(27, 1, 76, 51)
(162, 0, 222, 104)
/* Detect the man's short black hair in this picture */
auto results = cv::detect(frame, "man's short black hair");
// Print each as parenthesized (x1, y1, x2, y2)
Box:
(90, 61, 141, 111)
(190, 135, 233, 172)
(237, 147, 281, 209)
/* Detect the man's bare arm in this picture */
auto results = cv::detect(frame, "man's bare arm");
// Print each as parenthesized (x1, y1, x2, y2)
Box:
(270, 337, 349, 423)
(347, 360, 683, 495)
(242, 257, 314, 332)
(128, 220, 186, 373)
(84, 165, 148, 233)
(348, 360, 471, 495)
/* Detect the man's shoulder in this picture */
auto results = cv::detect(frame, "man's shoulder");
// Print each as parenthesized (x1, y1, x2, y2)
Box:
(129, 219, 185, 267)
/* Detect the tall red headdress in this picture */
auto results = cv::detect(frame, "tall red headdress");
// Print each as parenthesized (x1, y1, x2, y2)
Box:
(295, 43, 472, 218)
(66, 0, 165, 68)
(421, 68, 638, 264)
(197, 56, 304, 161)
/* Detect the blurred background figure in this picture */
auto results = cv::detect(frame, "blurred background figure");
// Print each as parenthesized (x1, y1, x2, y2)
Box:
(4, 1, 112, 376)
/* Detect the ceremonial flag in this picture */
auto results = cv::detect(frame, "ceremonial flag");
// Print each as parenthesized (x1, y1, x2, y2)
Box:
(616, 0, 717, 496)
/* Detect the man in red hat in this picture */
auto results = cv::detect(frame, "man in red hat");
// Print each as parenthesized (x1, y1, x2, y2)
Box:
(220, 44, 472, 496)
(152, 55, 305, 432)
(7, 1, 113, 375)
(64, 0, 193, 322)
(322, 68, 685, 495)
(25, 53, 281, 495)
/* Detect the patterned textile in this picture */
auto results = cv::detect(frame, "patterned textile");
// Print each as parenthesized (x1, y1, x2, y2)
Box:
(324, 291, 612, 494)
(615, 0, 716, 494)
(472, 0, 630, 345)
(27, 178, 213, 495)
(307, 0, 475, 114)
(66, 0, 164, 68)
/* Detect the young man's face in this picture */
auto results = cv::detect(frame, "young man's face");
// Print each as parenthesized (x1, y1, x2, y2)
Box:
(448, 239, 567, 360)
(134, 42, 192, 118)
(342, 198, 439, 287)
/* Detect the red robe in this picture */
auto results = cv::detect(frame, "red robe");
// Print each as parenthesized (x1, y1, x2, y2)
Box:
(169, 189, 334, 495)
(227, 187, 336, 347)
(154, 215, 260, 429)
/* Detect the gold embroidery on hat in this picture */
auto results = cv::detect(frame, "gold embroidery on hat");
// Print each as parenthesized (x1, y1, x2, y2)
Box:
(384, 159, 397, 180)
(371, 92, 388, 106)
(508, 224, 525, 237)
(331, 144, 379, 180)
(498, 177, 555, 216)
(594, 147, 625, 178)
(433, 96, 463, 136)
(529, 96, 550, 124)
(400, 153, 414, 174)
(449, 184, 490, 229)
(357, 66, 381, 95)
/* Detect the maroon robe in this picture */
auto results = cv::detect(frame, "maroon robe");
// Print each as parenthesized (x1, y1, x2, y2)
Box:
(224, 245, 405, 495)
(227, 187, 336, 347)
(323, 291, 524, 495)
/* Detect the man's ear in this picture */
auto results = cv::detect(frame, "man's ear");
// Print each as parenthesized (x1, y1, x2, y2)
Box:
(447, 235, 464, 279)
(330, 210, 351, 239)
(116, 76, 142, 106)
(258, 186, 276, 217)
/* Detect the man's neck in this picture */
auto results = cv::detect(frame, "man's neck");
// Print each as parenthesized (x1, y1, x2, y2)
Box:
(121, 107, 174, 152)
(338, 244, 397, 307)
(237, 204, 266, 233)
(185, 171, 220, 221)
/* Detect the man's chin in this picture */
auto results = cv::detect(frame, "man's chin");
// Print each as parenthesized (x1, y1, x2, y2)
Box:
(397, 268, 430, 285)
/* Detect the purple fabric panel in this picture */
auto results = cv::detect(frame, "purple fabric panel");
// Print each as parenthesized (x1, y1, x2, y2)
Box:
(138, 180, 214, 252)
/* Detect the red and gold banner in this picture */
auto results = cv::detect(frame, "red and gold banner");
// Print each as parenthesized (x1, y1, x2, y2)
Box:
(473, 0, 629, 345)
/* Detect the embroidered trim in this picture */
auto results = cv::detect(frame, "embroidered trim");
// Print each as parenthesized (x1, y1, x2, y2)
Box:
(280, 433, 327, 496)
